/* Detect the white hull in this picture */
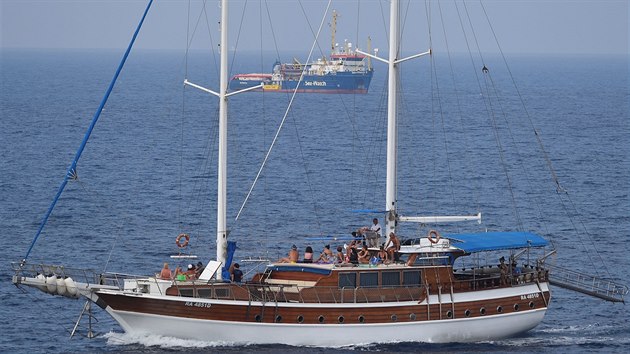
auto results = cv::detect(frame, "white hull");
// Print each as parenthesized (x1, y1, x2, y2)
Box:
(98, 283, 550, 346)
(106, 306, 546, 346)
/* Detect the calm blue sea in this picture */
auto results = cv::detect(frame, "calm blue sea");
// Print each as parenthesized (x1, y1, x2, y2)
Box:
(1, 49, 629, 353)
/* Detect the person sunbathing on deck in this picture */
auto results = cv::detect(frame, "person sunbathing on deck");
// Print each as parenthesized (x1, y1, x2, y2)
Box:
(279, 244, 299, 263)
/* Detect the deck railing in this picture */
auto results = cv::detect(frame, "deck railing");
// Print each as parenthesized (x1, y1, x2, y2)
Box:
(547, 264, 627, 303)
(14, 261, 555, 305)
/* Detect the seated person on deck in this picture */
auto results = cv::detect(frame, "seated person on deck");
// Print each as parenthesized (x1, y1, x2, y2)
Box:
(303, 246, 314, 263)
(159, 262, 172, 279)
(184, 264, 197, 280)
(358, 243, 371, 264)
(316, 244, 334, 263)
(385, 232, 401, 261)
(279, 245, 299, 263)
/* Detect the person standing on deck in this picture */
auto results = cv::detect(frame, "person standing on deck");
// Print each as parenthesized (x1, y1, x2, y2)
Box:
(370, 218, 381, 237)
(231, 263, 243, 282)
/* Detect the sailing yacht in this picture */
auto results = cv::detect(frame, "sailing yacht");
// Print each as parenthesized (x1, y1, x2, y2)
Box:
(11, 0, 627, 346)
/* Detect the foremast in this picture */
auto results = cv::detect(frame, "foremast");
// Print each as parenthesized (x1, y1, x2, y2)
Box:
(184, 0, 263, 278)
(384, 0, 400, 239)
(216, 0, 229, 278)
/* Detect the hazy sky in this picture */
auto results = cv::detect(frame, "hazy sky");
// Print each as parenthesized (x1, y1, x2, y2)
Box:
(1, 0, 628, 55)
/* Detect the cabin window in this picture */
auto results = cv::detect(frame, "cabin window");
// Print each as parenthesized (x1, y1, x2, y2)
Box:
(197, 289, 212, 298)
(382, 271, 400, 287)
(214, 288, 230, 298)
(179, 288, 195, 297)
(402, 270, 421, 286)
(338, 272, 356, 288)
(359, 272, 378, 288)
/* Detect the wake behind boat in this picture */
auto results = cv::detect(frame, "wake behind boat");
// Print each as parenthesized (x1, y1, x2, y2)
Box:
(11, 0, 627, 347)
(229, 10, 374, 94)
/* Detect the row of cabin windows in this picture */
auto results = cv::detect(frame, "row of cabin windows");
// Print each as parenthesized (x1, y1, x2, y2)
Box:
(338, 270, 421, 289)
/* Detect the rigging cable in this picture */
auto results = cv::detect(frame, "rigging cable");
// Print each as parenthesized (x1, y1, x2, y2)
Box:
(429, 0, 464, 233)
(235, 0, 333, 226)
(471, 0, 553, 240)
(460, 0, 523, 230)
(179, 0, 220, 250)
(478, 0, 613, 279)
(21, 0, 155, 263)
(437, 0, 482, 216)
(178, 0, 193, 234)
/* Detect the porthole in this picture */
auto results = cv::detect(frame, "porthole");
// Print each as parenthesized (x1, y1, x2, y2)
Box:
(254, 314, 262, 322)
(275, 315, 282, 323)
(318, 315, 325, 323)
(529, 301, 535, 309)
(514, 304, 520, 311)
(297, 315, 304, 323)
(480, 307, 486, 315)
(464, 309, 471, 317)
(391, 314, 398, 322)
(409, 313, 417, 321)
(446, 310, 453, 318)
(338, 315, 345, 323)
(358, 315, 365, 323)
(497, 306, 503, 313)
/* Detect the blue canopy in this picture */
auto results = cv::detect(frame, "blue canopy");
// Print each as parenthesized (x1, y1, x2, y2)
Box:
(446, 232, 548, 253)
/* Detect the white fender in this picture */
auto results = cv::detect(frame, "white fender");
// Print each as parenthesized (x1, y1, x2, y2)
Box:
(64, 277, 78, 298)
(45, 275, 57, 294)
(55, 276, 67, 296)
(35, 274, 48, 292)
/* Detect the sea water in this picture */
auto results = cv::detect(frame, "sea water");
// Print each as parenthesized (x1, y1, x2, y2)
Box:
(1, 49, 628, 353)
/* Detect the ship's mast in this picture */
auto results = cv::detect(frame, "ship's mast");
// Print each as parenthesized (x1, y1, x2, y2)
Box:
(330, 10, 337, 53)
(384, 0, 399, 240)
(367, 36, 373, 70)
(216, 0, 228, 278)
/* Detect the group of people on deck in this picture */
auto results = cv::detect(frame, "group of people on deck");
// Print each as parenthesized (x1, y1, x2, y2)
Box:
(159, 261, 243, 283)
(159, 261, 204, 281)
(278, 218, 402, 265)
(499, 256, 521, 285)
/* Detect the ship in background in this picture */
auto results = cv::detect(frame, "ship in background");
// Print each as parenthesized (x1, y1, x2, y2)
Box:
(229, 10, 374, 94)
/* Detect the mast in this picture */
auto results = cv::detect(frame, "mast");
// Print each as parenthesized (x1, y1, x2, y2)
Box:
(331, 10, 338, 53)
(384, 0, 399, 240)
(216, 0, 228, 279)
(367, 36, 372, 70)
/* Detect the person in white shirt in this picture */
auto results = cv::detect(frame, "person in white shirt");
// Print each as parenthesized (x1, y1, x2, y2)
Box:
(370, 218, 381, 237)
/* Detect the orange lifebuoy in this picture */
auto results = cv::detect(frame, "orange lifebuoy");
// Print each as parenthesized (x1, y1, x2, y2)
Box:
(176, 233, 190, 248)
(427, 230, 441, 244)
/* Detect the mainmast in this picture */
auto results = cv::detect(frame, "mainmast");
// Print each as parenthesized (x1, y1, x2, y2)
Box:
(384, 0, 400, 239)
(216, 0, 228, 278)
